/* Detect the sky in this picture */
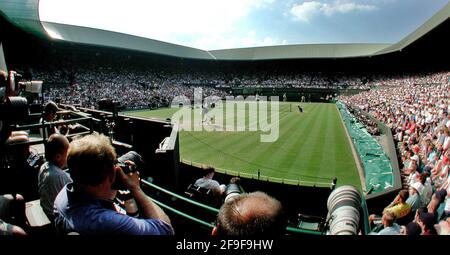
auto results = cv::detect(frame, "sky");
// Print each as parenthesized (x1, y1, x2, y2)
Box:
(38, 0, 449, 51)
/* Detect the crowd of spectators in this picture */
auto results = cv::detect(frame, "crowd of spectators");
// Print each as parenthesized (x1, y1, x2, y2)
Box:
(340, 71, 450, 235)
(39, 67, 227, 110)
(28, 62, 447, 111)
(348, 107, 380, 136)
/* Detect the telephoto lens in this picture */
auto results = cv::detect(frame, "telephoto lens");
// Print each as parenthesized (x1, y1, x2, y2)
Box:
(223, 177, 244, 203)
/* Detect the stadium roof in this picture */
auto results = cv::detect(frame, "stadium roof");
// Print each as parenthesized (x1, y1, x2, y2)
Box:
(0, 0, 449, 60)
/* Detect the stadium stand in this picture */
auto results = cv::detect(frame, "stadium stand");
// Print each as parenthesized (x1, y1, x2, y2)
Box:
(1, 1, 449, 237)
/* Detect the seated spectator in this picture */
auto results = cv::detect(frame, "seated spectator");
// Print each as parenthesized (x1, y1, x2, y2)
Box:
(376, 211, 401, 235)
(406, 182, 423, 213)
(212, 191, 286, 235)
(402, 222, 421, 236)
(403, 155, 418, 176)
(0, 194, 26, 235)
(53, 133, 173, 235)
(383, 190, 411, 220)
(430, 155, 448, 188)
(442, 181, 450, 219)
(2, 132, 40, 200)
(194, 166, 226, 197)
(38, 134, 72, 220)
(426, 188, 447, 221)
(434, 218, 450, 235)
(40, 101, 60, 138)
(419, 173, 433, 206)
(223, 177, 245, 204)
(417, 212, 437, 235)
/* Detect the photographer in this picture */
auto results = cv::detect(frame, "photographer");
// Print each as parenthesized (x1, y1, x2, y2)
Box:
(0, 70, 19, 98)
(53, 133, 173, 235)
(2, 131, 41, 200)
(39, 101, 62, 138)
(39, 101, 88, 139)
(194, 167, 226, 198)
(223, 177, 245, 204)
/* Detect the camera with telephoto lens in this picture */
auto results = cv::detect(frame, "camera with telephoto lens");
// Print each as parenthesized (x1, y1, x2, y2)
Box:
(223, 177, 245, 203)
(0, 71, 29, 146)
(112, 151, 144, 190)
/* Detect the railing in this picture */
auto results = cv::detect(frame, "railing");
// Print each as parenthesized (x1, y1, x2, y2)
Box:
(140, 179, 324, 235)
(11, 114, 97, 146)
(181, 159, 335, 188)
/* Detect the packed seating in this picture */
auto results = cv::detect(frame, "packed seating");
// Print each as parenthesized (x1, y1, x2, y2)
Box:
(340, 73, 450, 235)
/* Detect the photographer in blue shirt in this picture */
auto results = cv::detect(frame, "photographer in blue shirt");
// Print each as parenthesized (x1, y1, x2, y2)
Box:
(53, 133, 173, 235)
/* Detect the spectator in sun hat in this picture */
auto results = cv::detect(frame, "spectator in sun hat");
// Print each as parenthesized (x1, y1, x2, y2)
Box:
(403, 155, 419, 176)
(418, 212, 437, 235)
(407, 182, 424, 213)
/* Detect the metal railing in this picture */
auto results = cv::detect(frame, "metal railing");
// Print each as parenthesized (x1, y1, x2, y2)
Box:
(181, 159, 336, 188)
(140, 179, 324, 235)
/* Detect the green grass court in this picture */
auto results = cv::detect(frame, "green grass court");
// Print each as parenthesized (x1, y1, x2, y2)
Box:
(125, 102, 361, 188)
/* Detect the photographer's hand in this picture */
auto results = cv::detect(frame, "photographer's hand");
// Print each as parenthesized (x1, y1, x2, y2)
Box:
(116, 161, 139, 192)
(116, 164, 172, 226)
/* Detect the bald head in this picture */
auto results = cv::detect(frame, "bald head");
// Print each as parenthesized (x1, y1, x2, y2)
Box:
(215, 191, 285, 235)
(45, 134, 69, 168)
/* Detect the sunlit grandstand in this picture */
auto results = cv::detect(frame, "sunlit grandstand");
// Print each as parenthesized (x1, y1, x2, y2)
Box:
(0, 0, 449, 239)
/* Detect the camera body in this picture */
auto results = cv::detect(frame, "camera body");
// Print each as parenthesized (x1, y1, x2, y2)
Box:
(116, 161, 136, 175)
(111, 151, 143, 190)
(111, 161, 137, 191)
(223, 181, 244, 203)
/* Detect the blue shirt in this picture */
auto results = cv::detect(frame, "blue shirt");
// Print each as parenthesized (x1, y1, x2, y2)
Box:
(38, 162, 73, 219)
(377, 223, 401, 235)
(54, 184, 173, 235)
